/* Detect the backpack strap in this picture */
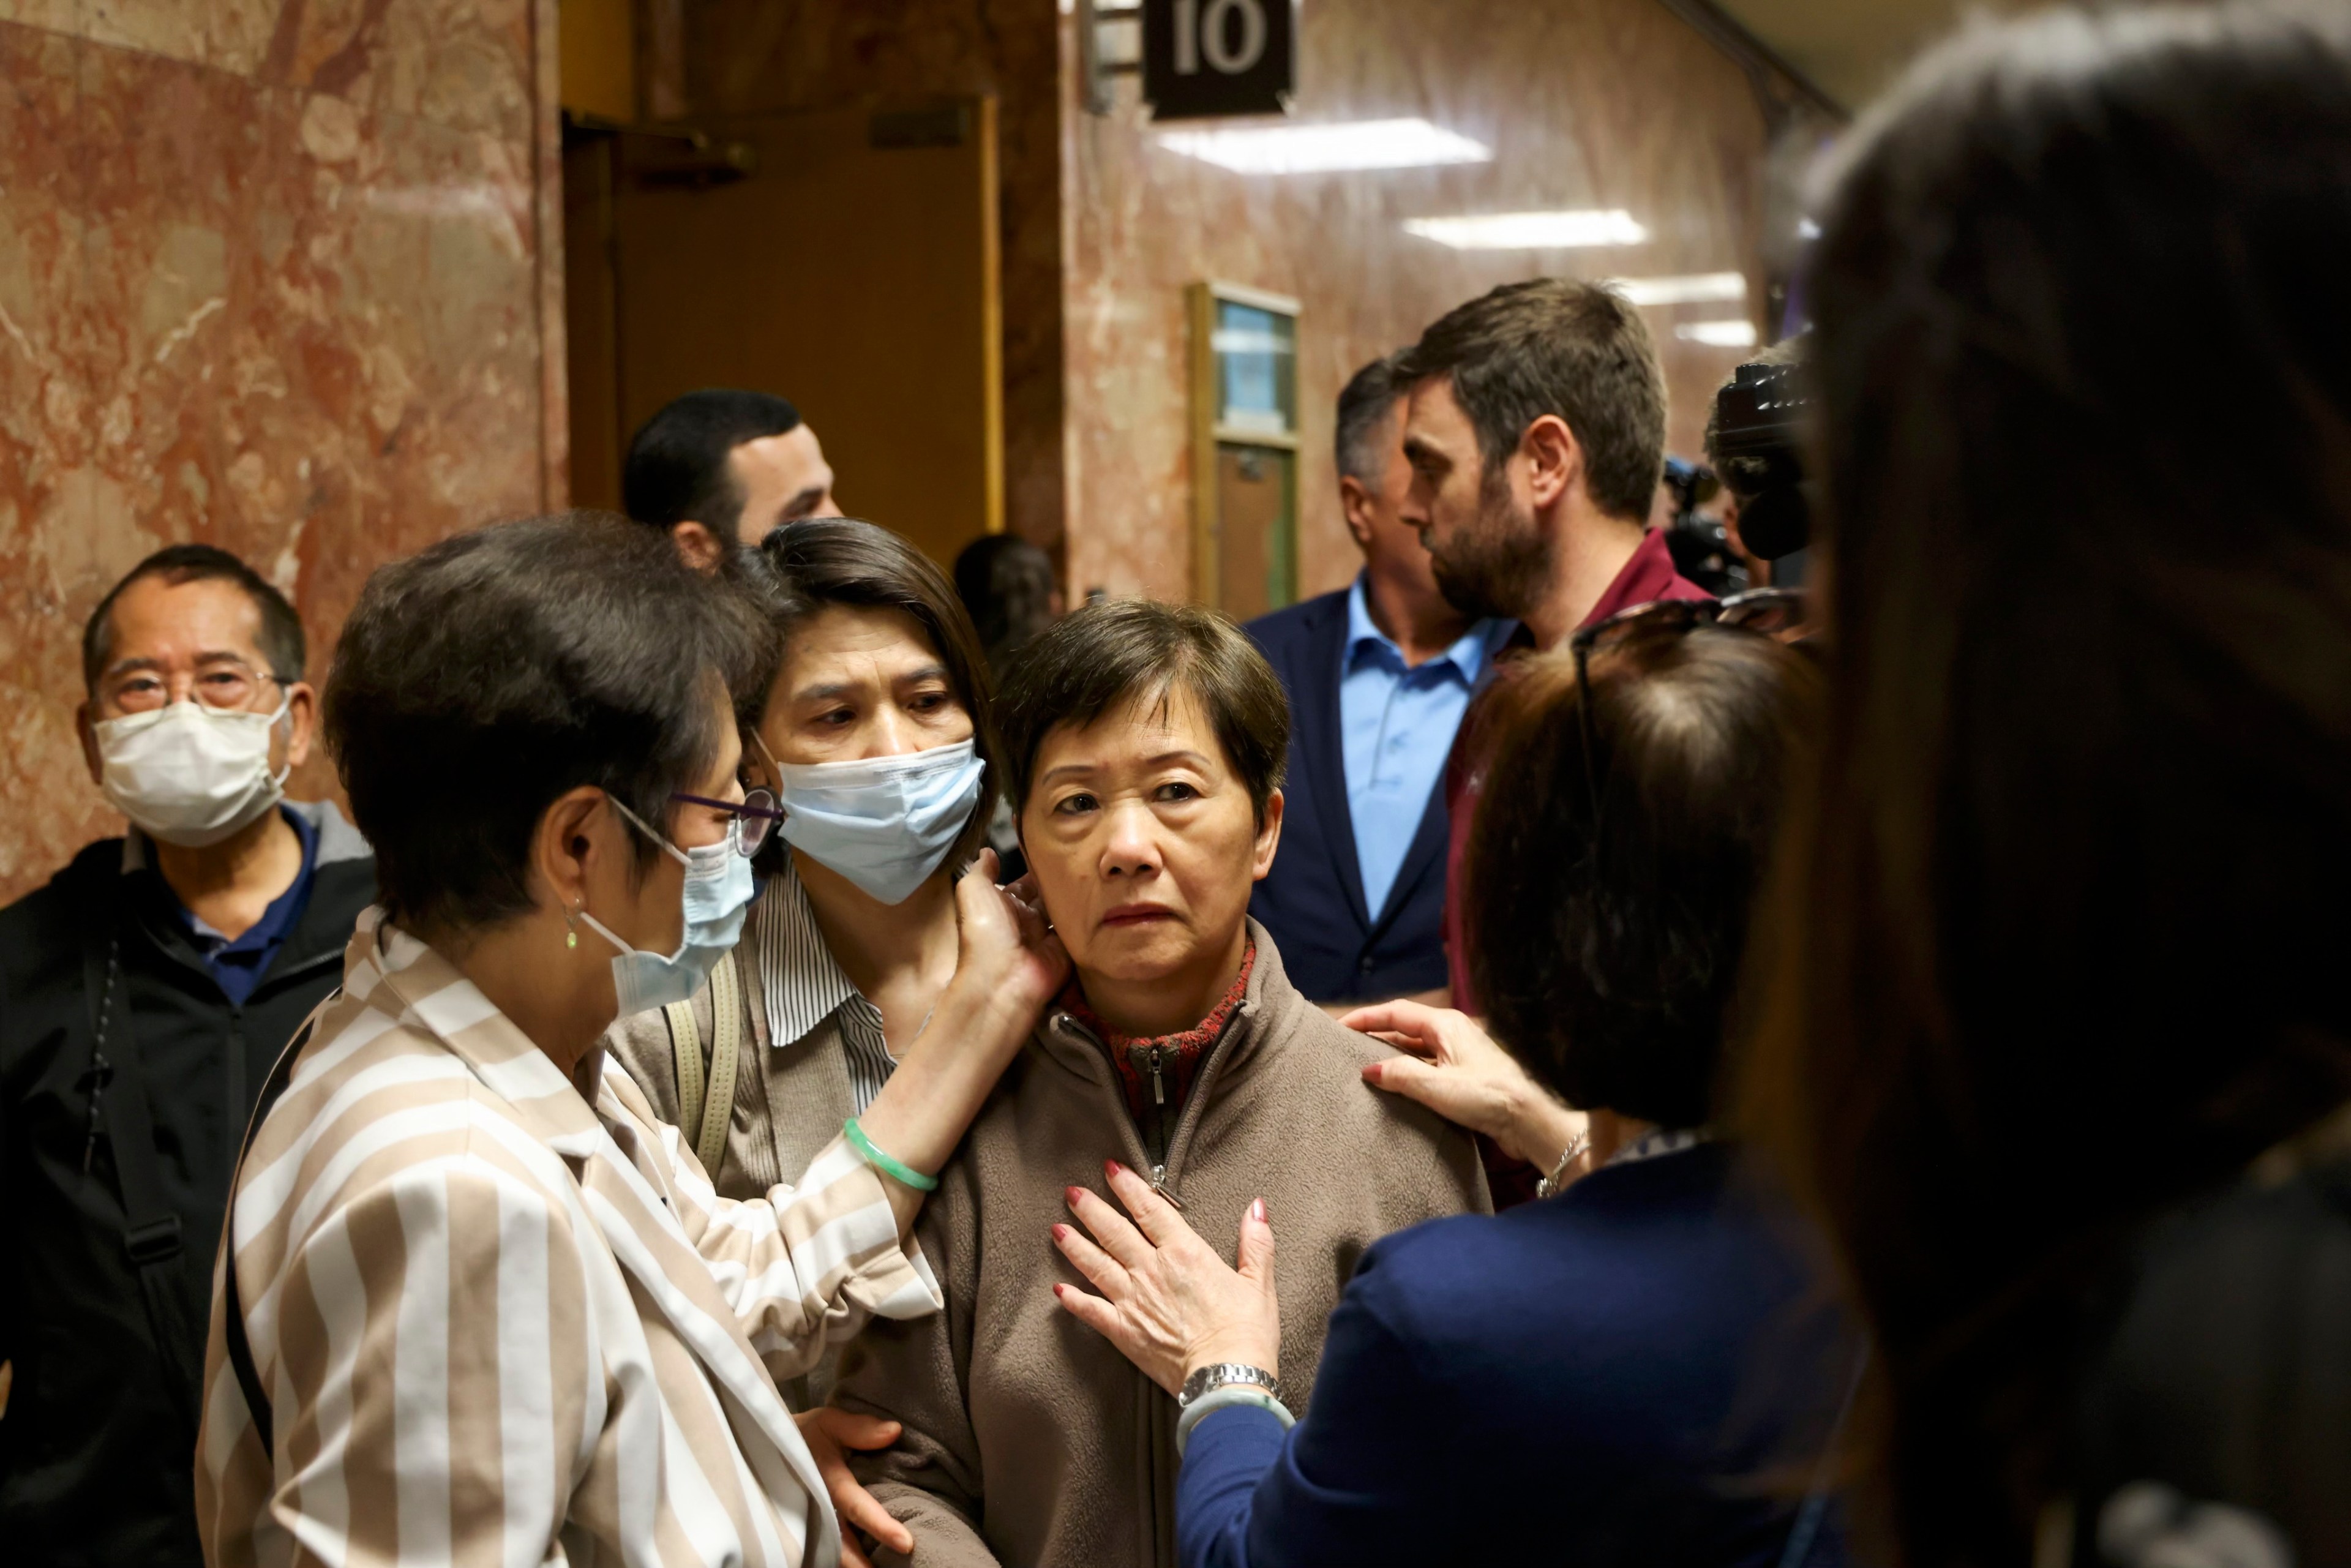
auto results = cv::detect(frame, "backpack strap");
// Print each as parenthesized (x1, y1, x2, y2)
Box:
(663, 950, 743, 1182)
(219, 1019, 315, 1457)
(697, 950, 743, 1177)
(72, 880, 204, 1435)
(666, 994, 706, 1148)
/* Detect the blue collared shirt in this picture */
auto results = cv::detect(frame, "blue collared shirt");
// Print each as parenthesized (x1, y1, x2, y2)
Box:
(174, 805, 320, 1007)
(1338, 577, 1513, 919)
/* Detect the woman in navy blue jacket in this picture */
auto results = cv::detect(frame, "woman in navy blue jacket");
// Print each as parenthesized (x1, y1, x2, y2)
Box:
(1050, 607, 1856, 1566)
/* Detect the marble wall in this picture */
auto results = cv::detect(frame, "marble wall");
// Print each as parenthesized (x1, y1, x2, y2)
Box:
(0, 0, 566, 906)
(1062, 0, 1782, 602)
(675, 0, 1067, 555)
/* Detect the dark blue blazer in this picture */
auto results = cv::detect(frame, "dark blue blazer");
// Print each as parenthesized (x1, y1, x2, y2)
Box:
(1177, 1144, 1856, 1568)
(1243, 591, 1452, 1002)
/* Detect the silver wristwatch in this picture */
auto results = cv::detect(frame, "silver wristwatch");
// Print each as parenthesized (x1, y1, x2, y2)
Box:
(1179, 1362, 1283, 1409)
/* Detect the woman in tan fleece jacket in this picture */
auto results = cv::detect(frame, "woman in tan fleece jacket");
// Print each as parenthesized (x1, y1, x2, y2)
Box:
(829, 599, 1490, 1568)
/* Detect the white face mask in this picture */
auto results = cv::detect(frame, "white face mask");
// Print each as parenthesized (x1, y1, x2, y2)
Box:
(767, 735, 987, 905)
(95, 696, 291, 848)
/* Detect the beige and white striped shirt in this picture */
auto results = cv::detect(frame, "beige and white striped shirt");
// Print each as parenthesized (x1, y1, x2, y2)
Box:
(195, 909, 942, 1568)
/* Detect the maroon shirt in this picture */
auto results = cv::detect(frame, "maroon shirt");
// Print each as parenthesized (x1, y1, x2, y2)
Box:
(1439, 528, 1711, 1205)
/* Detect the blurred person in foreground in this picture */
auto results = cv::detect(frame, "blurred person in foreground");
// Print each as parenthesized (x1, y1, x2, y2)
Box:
(1245, 353, 1513, 1010)
(828, 599, 1487, 1568)
(626, 386, 844, 569)
(1744, 6, 2351, 1566)
(1, 546, 373, 1566)
(1052, 600, 1855, 1566)
(195, 514, 1065, 1567)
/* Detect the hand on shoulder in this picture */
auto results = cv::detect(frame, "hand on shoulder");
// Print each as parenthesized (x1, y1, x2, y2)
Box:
(1343, 999, 1586, 1172)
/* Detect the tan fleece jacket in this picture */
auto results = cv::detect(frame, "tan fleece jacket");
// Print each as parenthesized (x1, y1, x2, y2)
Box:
(832, 923, 1491, 1568)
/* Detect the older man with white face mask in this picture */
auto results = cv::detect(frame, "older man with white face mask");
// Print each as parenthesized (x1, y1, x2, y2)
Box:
(0, 544, 375, 1568)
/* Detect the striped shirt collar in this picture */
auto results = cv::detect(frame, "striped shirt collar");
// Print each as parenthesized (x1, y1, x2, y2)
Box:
(755, 854, 899, 1114)
(755, 855, 867, 1045)
(348, 906, 607, 1157)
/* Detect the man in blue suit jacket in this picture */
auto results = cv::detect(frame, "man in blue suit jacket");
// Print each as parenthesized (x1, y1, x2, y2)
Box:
(1246, 356, 1513, 1004)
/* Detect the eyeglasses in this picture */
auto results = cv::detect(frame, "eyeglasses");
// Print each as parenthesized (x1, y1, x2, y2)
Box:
(1566, 587, 1810, 809)
(670, 789, 786, 858)
(100, 663, 284, 716)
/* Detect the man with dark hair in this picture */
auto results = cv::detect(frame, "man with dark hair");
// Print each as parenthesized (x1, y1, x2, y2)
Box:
(623, 386, 842, 568)
(1395, 279, 1711, 1199)
(1243, 354, 1512, 1007)
(0, 544, 376, 1566)
(1392, 278, 1704, 645)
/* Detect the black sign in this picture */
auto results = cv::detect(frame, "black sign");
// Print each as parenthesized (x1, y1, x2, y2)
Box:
(1142, 0, 1295, 121)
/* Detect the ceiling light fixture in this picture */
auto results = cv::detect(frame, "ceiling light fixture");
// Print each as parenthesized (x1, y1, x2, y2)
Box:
(1403, 209, 1649, 250)
(1605, 271, 1748, 307)
(1674, 320, 1759, 348)
(1157, 118, 1491, 176)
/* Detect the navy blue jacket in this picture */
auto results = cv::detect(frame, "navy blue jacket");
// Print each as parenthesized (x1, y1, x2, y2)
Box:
(1177, 1144, 1855, 1568)
(1244, 591, 1452, 1003)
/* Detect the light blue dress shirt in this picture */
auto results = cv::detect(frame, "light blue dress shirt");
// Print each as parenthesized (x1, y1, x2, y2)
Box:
(1338, 576, 1513, 919)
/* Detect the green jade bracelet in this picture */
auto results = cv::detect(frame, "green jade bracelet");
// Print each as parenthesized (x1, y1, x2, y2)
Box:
(843, 1116, 940, 1193)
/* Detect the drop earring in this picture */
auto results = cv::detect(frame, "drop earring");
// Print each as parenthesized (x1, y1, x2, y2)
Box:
(565, 903, 580, 950)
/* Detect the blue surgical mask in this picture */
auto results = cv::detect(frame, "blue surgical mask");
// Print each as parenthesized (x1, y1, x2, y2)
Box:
(769, 737, 987, 906)
(580, 798, 757, 1016)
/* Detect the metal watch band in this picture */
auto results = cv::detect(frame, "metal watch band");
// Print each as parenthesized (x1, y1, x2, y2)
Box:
(1179, 1362, 1283, 1409)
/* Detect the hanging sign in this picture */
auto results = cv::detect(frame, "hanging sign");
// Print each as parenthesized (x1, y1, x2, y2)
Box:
(1143, 0, 1295, 119)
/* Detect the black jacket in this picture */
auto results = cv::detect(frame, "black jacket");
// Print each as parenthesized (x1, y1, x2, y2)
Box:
(2069, 1139, 2351, 1566)
(1243, 591, 1454, 1003)
(0, 803, 375, 1567)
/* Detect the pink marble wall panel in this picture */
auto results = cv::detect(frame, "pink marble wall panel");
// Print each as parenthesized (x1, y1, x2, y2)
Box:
(677, 0, 1067, 555)
(0, 0, 564, 906)
(1061, 0, 1777, 603)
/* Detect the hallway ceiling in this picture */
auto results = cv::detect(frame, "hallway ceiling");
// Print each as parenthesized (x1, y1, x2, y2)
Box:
(1712, 0, 2031, 112)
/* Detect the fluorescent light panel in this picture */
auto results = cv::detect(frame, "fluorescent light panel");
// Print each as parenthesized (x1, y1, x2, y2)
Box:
(1157, 118, 1491, 175)
(1675, 319, 1758, 348)
(1606, 271, 1747, 307)
(1403, 209, 1648, 250)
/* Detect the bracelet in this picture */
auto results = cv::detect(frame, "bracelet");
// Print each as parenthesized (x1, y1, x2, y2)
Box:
(842, 1117, 939, 1193)
(1536, 1128, 1592, 1201)
(1175, 1385, 1293, 1458)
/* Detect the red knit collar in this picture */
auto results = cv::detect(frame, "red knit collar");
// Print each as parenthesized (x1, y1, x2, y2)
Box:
(1059, 944, 1256, 1124)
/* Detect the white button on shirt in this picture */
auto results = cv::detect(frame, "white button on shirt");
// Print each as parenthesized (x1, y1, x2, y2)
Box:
(1338, 576, 1513, 919)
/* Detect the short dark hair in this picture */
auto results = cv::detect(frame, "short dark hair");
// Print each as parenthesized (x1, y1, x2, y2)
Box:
(1393, 278, 1667, 522)
(1465, 626, 1817, 1128)
(622, 388, 803, 533)
(753, 519, 1002, 871)
(951, 533, 1059, 678)
(83, 544, 305, 694)
(325, 512, 767, 935)
(996, 598, 1289, 826)
(1333, 353, 1403, 486)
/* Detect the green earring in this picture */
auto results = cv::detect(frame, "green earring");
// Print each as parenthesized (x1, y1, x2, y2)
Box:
(565, 904, 580, 950)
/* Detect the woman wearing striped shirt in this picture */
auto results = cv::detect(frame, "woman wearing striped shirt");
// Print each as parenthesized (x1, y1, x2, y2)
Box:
(607, 520, 1008, 1209)
(195, 515, 1066, 1568)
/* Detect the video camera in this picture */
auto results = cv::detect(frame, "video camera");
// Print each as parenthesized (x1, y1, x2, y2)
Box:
(1660, 457, 1747, 597)
(1707, 355, 1812, 561)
